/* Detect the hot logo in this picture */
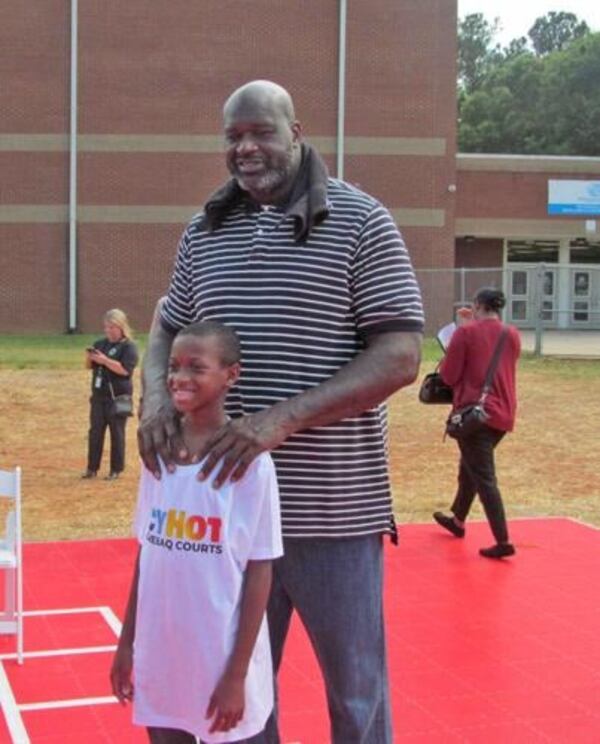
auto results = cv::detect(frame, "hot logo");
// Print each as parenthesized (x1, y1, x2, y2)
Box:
(147, 508, 223, 554)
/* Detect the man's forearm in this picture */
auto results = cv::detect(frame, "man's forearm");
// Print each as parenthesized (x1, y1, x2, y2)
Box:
(141, 321, 175, 411)
(273, 330, 422, 437)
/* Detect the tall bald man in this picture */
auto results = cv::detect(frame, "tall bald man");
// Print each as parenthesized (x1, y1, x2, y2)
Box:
(139, 80, 424, 743)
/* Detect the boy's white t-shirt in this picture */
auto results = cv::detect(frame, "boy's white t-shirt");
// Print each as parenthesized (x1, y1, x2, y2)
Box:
(132, 452, 283, 742)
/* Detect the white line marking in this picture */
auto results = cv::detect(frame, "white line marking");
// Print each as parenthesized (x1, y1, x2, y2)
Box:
(19, 695, 117, 712)
(98, 606, 122, 637)
(24, 606, 107, 617)
(0, 661, 30, 742)
(0, 645, 116, 661)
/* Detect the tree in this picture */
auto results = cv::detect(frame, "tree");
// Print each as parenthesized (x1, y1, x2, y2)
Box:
(457, 13, 501, 93)
(458, 54, 545, 153)
(502, 37, 529, 61)
(537, 33, 600, 154)
(457, 12, 599, 155)
(528, 11, 589, 55)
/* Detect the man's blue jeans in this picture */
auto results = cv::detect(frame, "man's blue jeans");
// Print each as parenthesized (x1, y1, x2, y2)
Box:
(261, 534, 392, 744)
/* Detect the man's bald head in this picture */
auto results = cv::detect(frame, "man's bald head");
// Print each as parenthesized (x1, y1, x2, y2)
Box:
(222, 80, 302, 205)
(223, 80, 296, 123)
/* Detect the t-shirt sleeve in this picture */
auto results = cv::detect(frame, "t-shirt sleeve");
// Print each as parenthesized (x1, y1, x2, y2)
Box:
(351, 205, 425, 337)
(133, 466, 154, 544)
(246, 455, 283, 561)
(160, 226, 197, 335)
(119, 340, 139, 375)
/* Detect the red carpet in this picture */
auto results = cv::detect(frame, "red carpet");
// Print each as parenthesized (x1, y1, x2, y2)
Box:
(0, 518, 599, 742)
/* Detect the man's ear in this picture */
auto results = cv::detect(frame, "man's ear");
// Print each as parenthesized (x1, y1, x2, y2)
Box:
(291, 121, 302, 145)
(226, 362, 241, 387)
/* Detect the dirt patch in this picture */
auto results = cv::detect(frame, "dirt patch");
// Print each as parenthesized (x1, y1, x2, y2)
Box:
(1, 367, 599, 541)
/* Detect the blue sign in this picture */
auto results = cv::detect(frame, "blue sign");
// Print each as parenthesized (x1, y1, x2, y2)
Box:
(548, 180, 600, 216)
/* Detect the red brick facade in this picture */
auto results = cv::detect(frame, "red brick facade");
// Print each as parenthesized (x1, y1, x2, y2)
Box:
(0, 0, 457, 333)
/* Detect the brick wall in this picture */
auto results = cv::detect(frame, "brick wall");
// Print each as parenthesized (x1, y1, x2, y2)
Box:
(0, 0, 457, 334)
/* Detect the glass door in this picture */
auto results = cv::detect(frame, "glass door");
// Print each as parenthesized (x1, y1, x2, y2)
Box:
(571, 270, 591, 325)
(507, 268, 531, 326)
(541, 268, 557, 327)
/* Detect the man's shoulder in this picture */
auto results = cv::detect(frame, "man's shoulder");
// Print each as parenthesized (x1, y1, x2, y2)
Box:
(326, 178, 381, 214)
(183, 210, 207, 236)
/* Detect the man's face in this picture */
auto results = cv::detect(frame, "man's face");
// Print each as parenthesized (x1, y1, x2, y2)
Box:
(224, 97, 301, 204)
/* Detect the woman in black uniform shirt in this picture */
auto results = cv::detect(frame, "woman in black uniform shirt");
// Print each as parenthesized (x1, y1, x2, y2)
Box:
(82, 309, 139, 480)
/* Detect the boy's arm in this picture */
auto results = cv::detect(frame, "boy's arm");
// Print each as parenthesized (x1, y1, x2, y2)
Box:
(110, 548, 140, 705)
(206, 559, 272, 734)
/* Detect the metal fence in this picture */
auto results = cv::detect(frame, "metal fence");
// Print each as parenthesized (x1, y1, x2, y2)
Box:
(416, 265, 600, 357)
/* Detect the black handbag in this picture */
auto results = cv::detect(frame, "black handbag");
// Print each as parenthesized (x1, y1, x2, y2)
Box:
(419, 368, 453, 404)
(108, 381, 134, 417)
(445, 327, 508, 440)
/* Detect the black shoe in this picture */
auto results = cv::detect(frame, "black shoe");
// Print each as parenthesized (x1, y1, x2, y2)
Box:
(104, 472, 121, 481)
(81, 470, 97, 479)
(433, 511, 465, 538)
(479, 543, 515, 559)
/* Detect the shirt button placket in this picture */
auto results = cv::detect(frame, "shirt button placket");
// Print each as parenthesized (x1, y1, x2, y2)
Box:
(249, 209, 273, 262)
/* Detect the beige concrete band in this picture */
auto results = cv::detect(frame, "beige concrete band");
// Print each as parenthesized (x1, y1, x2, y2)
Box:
(0, 133, 446, 157)
(456, 218, 599, 238)
(457, 154, 600, 174)
(0, 204, 447, 228)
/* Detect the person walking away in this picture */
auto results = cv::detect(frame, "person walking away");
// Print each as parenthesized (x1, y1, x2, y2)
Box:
(433, 288, 520, 559)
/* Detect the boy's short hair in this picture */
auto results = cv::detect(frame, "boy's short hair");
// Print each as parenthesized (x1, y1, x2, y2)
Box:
(177, 320, 241, 366)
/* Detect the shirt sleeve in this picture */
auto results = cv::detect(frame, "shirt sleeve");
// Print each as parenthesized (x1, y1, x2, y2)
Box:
(119, 340, 139, 375)
(160, 226, 197, 334)
(133, 466, 155, 544)
(246, 455, 284, 561)
(440, 325, 468, 386)
(350, 205, 425, 337)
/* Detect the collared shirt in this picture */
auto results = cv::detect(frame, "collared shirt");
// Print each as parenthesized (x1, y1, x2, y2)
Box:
(90, 338, 138, 398)
(162, 177, 424, 538)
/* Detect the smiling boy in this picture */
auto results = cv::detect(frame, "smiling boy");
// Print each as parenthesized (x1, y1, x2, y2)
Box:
(111, 321, 283, 744)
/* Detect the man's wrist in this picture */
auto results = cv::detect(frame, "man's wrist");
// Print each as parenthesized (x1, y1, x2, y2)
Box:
(140, 389, 172, 419)
(272, 398, 301, 438)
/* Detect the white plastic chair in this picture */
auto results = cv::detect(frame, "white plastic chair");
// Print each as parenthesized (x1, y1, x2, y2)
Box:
(0, 467, 23, 664)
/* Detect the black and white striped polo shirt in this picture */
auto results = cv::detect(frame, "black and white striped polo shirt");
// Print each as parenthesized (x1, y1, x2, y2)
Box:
(161, 177, 424, 539)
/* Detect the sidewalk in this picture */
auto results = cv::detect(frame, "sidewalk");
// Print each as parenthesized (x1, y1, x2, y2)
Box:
(520, 329, 600, 358)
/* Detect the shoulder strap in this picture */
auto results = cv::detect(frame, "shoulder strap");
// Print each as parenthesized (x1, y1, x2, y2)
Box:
(479, 326, 509, 402)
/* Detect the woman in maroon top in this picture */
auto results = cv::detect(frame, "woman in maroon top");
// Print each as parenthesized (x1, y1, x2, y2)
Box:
(433, 288, 520, 559)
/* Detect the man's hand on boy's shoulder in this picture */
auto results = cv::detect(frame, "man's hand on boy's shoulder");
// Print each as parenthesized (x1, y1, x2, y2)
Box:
(137, 396, 187, 478)
(206, 671, 245, 733)
(198, 405, 293, 488)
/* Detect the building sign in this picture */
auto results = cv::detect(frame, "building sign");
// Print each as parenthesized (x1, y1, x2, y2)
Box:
(548, 180, 600, 215)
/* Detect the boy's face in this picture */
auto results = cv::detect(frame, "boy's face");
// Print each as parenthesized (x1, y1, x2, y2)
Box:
(167, 334, 239, 414)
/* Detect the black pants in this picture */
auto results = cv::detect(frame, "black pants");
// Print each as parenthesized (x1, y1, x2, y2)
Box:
(86, 396, 127, 474)
(450, 425, 510, 544)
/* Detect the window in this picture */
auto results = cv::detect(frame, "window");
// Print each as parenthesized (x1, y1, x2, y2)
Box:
(507, 240, 559, 264)
(569, 241, 600, 265)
